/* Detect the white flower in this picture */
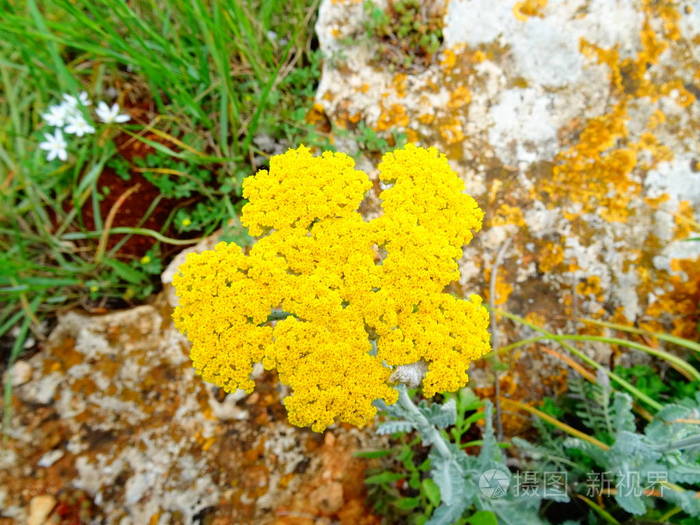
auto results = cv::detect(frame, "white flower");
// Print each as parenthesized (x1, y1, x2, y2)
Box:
(62, 91, 91, 108)
(96, 101, 130, 124)
(42, 103, 69, 127)
(64, 115, 95, 137)
(39, 129, 68, 162)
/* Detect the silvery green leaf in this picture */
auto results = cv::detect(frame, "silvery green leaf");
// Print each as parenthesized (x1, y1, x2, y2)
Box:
(610, 431, 661, 462)
(662, 485, 700, 516)
(419, 398, 457, 428)
(612, 392, 635, 433)
(668, 464, 700, 484)
(613, 464, 647, 515)
(376, 420, 415, 435)
(646, 404, 698, 442)
(430, 452, 466, 506)
(562, 438, 609, 466)
(614, 491, 647, 515)
(374, 398, 410, 419)
(489, 501, 545, 525)
(478, 401, 503, 466)
(426, 500, 469, 525)
(512, 437, 577, 472)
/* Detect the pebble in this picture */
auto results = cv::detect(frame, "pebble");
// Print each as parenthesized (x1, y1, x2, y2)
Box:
(27, 494, 56, 525)
(9, 360, 32, 386)
(37, 449, 65, 468)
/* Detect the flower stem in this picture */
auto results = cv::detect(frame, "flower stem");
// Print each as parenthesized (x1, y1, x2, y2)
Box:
(396, 386, 452, 458)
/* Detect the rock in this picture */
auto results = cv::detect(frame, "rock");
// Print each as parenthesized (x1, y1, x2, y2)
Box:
(1, 300, 382, 523)
(309, 482, 344, 515)
(27, 495, 56, 525)
(7, 360, 32, 386)
(17, 372, 62, 405)
(314, 0, 700, 400)
(37, 449, 65, 468)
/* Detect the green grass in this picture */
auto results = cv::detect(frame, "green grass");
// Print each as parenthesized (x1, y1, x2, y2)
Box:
(0, 0, 329, 424)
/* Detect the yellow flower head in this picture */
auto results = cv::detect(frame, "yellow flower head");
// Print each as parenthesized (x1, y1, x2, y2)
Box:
(173, 144, 490, 432)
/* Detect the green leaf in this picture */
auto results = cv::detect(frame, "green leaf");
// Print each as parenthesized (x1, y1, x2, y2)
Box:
(422, 478, 441, 507)
(102, 258, 147, 285)
(395, 497, 420, 511)
(365, 471, 404, 485)
(466, 510, 498, 525)
(354, 449, 393, 459)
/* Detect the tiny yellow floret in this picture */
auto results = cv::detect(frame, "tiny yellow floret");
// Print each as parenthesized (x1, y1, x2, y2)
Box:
(173, 144, 490, 432)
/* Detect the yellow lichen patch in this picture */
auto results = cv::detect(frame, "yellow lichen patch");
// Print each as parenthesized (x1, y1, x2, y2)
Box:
(644, 193, 671, 209)
(674, 200, 698, 241)
(471, 50, 487, 63)
(645, 259, 700, 338)
(440, 48, 457, 71)
(405, 128, 420, 143)
(637, 132, 674, 169)
(376, 103, 409, 131)
(489, 203, 526, 228)
(484, 267, 513, 306)
(306, 103, 328, 126)
(576, 276, 603, 298)
(660, 79, 697, 108)
(438, 117, 465, 145)
(540, 102, 641, 222)
(393, 73, 408, 98)
(646, 109, 666, 130)
(524, 311, 547, 328)
(173, 145, 490, 432)
(645, 0, 682, 41)
(418, 113, 435, 125)
(448, 85, 471, 110)
(537, 242, 565, 273)
(513, 0, 547, 21)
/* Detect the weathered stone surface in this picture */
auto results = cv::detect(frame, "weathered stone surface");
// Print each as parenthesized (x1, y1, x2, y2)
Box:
(315, 0, 700, 401)
(1, 299, 383, 523)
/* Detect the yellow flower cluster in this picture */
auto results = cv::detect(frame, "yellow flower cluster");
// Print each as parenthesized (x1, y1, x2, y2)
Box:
(173, 144, 490, 432)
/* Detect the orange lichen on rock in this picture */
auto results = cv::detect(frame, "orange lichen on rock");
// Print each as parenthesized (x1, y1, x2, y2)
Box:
(440, 48, 457, 71)
(513, 0, 547, 21)
(375, 103, 409, 132)
(484, 267, 513, 306)
(644, 259, 700, 338)
(392, 73, 408, 98)
(490, 203, 526, 228)
(575, 276, 604, 301)
(540, 103, 641, 222)
(674, 200, 698, 241)
(537, 242, 565, 273)
(448, 85, 471, 109)
(438, 117, 465, 145)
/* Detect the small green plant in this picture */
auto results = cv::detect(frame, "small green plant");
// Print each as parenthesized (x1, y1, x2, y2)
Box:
(516, 381, 700, 522)
(361, 388, 485, 523)
(354, 122, 408, 156)
(496, 312, 700, 523)
(362, 387, 567, 524)
(363, 0, 445, 72)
